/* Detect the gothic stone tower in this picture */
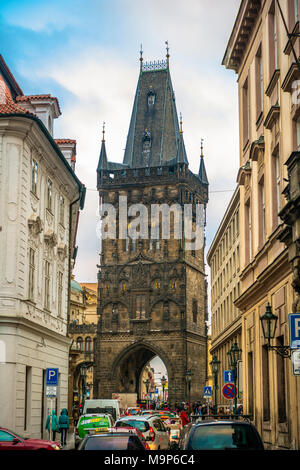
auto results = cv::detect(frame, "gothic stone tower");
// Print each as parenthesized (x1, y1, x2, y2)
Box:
(94, 53, 209, 405)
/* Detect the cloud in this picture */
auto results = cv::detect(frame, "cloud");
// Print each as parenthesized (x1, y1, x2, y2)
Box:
(14, 2, 241, 299)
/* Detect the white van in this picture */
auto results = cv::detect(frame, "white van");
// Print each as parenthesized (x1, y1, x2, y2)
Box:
(82, 399, 120, 421)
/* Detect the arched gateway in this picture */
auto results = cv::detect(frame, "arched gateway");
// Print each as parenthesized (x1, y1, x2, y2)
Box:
(94, 52, 209, 406)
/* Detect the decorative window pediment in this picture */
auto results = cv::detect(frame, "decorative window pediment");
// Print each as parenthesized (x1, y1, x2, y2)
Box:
(28, 214, 43, 236)
(237, 160, 251, 186)
(44, 229, 57, 248)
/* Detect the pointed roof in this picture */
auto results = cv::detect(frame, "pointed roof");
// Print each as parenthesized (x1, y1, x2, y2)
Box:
(123, 59, 188, 168)
(97, 137, 108, 172)
(198, 141, 208, 186)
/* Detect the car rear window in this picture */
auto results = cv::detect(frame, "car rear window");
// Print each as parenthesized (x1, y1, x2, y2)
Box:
(115, 420, 149, 433)
(84, 435, 143, 450)
(190, 424, 263, 450)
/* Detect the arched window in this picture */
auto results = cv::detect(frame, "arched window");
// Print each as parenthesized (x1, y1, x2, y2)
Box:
(85, 337, 92, 352)
(77, 337, 83, 351)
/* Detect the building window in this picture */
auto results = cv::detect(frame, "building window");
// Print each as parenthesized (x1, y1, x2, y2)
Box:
(31, 159, 38, 195)
(136, 295, 146, 319)
(245, 200, 252, 263)
(77, 337, 83, 351)
(44, 260, 50, 310)
(192, 300, 198, 324)
(269, 2, 278, 77)
(47, 178, 53, 212)
(85, 337, 92, 353)
(59, 195, 65, 225)
(242, 77, 250, 147)
(255, 45, 263, 118)
(28, 248, 35, 301)
(148, 92, 155, 107)
(259, 180, 266, 246)
(277, 335, 287, 422)
(24, 366, 32, 431)
(58, 271, 63, 317)
(262, 345, 270, 421)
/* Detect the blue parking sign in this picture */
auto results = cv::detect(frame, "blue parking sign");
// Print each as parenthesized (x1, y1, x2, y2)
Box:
(46, 368, 59, 386)
(289, 314, 300, 349)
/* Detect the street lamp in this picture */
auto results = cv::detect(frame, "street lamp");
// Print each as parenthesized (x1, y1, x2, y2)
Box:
(227, 343, 241, 415)
(185, 369, 193, 414)
(80, 364, 87, 409)
(260, 303, 291, 358)
(144, 378, 150, 409)
(161, 375, 166, 402)
(210, 355, 220, 415)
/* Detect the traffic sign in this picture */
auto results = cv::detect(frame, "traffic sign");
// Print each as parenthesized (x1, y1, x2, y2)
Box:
(292, 349, 300, 376)
(289, 314, 300, 349)
(224, 370, 233, 383)
(203, 386, 212, 397)
(46, 368, 59, 386)
(222, 383, 236, 400)
(46, 386, 57, 398)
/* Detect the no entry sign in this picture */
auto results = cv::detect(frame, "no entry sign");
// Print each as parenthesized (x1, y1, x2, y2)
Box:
(222, 383, 236, 400)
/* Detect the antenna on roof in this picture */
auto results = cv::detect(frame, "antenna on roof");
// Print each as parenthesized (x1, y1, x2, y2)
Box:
(140, 44, 143, 71)
(165, 40, 170, 67)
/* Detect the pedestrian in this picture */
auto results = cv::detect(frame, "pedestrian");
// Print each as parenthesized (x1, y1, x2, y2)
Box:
(58, 408, 69, 447)
(179, 405, 190, 427)
(72, 406, 79, 427)
(45, 409, 59, 441)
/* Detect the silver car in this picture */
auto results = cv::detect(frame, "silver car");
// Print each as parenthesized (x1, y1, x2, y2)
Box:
(115, 415, 170, 450)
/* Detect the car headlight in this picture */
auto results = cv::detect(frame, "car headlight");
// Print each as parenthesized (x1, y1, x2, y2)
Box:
(51, 444, 60, 450)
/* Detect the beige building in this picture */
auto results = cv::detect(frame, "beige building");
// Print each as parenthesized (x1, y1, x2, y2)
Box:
(0, 55, 85, 438)
(68, 280, 97, 417)
(222, 0, 300, 449)
(207, 187, 242, 409)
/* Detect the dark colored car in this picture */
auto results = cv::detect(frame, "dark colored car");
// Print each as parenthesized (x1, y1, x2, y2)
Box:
(0, 427, 60, 450)
(108, 426, 150, 450)
(179, 420, 264, 450)
(78, 432, 147, 450)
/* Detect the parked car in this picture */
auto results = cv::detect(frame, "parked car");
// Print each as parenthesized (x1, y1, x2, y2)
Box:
(108, 426, 150, 450)
(115, 415, 170, 450)
(78, 432, 146, 450)
(178, 419, 264, 450)
(126, 407, 140, 416)
(0, 427, 60, 450)
(74, 413, 114, 448)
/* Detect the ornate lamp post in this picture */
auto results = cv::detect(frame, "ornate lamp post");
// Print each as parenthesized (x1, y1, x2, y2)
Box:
(260, 303, 291, 358)
(161, 375, 166, 402)
(80, 364, 87, 409)
(144, 378, 150, 409)
(210, 355, 220, 415)
(185, 369, 192, 414)
(227, 343, 241, 415)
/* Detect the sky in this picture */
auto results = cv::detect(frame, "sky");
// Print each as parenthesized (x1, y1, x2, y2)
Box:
(0, 0, 241, 337)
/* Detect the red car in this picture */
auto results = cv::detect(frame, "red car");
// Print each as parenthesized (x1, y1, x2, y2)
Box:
(0, 427, 61, 450)
(108, 426, 150, 450)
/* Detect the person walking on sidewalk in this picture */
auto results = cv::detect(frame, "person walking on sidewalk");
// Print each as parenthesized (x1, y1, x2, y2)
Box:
(59, 408, 70, 447)
(45, 409, 59, 441)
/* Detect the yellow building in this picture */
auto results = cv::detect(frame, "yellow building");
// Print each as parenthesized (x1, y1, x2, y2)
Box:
(207, 187, 242, 409)
(222, 0, 300, 449)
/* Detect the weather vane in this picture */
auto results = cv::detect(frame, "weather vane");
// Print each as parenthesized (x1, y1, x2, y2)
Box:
(165, 40, 170, 66)
(179, 112, 183, 134)
(200, 138, 204, 157)
(102, 121, 105, 142)
(140, 43, 143, 71)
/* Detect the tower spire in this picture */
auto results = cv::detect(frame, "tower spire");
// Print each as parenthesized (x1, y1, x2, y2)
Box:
(140, 44, 143, 72)
(200, 138, 204, 157)
(179, 112, 183, 134)
(198, 138, 208, 186)
(165, 40, 170, 68)
(102, 121, 105, 142)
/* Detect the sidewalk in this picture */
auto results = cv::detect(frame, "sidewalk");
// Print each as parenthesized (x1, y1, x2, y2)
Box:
(61, 430, 75, 450)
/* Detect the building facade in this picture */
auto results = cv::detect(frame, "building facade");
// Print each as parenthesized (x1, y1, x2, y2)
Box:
(207, 186, 242, 409)
(94, 53, 209, 405)
(68, 280, 97, 418)
(0, 55, 85, 438)
(223, 0, 300, 449)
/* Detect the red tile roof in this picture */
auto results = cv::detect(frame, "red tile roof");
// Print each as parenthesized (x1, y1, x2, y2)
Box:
(0, 54, 23, 97)
(0, 81, 36, 116)
(16, 94, 61, 115)
(54, 139, 76, 144)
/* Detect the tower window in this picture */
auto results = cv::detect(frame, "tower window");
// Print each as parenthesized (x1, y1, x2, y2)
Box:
(147, 91, 156, 107)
